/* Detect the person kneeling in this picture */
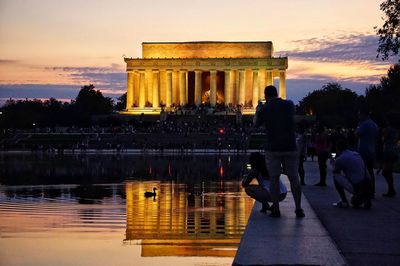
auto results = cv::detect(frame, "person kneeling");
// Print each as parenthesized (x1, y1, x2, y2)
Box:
(332, 140, 372, 209)
(242, 152, 287, 213)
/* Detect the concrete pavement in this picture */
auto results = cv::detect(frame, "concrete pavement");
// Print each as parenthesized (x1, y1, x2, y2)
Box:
(233, 160, 400, 266)
(302, 161, 400, 266)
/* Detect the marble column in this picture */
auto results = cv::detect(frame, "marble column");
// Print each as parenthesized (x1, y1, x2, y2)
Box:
(138, 71, 146, 108)
(258, 69, 266, 99)
(195, 70, 202, 105)
(252, 70, 259, 108)
(126, 71, 134, 109)
(224, 70, 231, 105)
(152, 70, 159, 108)
(179, 70, 187, 105)
(238, 70, 246, 106)
(134, 71, 140, 107)
(166, 70, 173, 107)
(266, 70, 273, 86)
(279, 71, 286, 99)
(210, 70, 217, 106)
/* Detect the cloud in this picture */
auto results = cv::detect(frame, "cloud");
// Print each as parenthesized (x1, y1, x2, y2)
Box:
(45, 64, 124, 73)
(278, 33, 397, 65)
(0, 59, 21, 65)
(44, 64, 127, 91)
(0, 84, 81, 99)
(284, 78, 371, 104)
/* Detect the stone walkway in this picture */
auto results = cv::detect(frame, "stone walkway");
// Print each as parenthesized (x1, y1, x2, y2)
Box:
(233, 160, 400, 266)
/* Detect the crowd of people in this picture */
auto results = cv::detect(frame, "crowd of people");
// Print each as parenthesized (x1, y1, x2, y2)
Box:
(242, 85, 399, 218)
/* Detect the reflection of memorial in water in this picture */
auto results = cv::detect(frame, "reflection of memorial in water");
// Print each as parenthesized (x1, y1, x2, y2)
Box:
(125, 181, 253, 257)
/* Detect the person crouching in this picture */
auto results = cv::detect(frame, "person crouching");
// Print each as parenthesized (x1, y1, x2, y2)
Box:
(242, 152, 287, 213)
(332, 140, 373, 209)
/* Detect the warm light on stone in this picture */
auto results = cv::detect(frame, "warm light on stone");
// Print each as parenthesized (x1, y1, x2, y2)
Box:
(123, 41, 288, 115)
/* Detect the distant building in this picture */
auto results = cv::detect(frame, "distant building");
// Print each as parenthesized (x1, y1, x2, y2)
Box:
(122, 41, 288, 115)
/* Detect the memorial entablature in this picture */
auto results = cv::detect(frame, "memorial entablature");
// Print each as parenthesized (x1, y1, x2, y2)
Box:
(121, 41, 288, 115)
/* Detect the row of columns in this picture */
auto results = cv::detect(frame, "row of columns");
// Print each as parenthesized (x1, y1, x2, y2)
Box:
(126, 69, 286, 109)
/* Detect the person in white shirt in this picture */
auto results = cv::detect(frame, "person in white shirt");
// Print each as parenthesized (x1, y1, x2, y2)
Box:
(332, 140, 373, 209)
(242, 152, 287, 213)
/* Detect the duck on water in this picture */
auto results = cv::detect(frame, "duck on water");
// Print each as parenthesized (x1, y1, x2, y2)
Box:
(144, 187, 157, 198)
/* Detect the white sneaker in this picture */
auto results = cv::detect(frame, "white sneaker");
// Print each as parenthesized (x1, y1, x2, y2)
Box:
(333, 201, 349, 208)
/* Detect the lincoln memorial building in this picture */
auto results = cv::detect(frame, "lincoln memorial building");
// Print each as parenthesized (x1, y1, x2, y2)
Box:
(122, 41, 288, 114)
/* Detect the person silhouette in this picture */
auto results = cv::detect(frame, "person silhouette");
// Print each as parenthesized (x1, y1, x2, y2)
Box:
(242, 152, 287, 213)
(254, 85, 304, 218)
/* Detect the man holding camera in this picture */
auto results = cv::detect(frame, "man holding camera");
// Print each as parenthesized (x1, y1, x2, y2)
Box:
(254, 85, 304, 218)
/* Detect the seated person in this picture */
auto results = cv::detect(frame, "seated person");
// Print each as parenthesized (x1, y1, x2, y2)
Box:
(242, 152, 287, 213)
(332, 140, 373, 209)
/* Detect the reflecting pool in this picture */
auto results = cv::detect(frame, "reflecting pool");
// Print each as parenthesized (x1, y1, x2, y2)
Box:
(0, 154, 254, 266)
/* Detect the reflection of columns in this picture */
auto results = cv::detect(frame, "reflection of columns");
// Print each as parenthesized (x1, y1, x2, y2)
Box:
(279, 71, 286, 99)
(166, 70, 172, 107)
(238, 70, 246, 106)
(194, 70, 202, 105)
(252, 70, 259, 108)
(152, 70, 159, 108)
(210, 70, 217, 106)
(224, 70, 231, 105)
(139, 71, 146, 108)
(126, 71, 134, 109)
(179, 70, 186, 105)
(258, 69, 266, 99)
(266, 70, 273, 86)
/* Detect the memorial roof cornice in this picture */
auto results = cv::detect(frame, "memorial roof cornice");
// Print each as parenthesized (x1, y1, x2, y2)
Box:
(124, 57, 287, 60)
(142, 41, 273, 44)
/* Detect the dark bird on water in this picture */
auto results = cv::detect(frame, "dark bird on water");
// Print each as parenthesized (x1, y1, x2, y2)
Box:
(144, 187, 157, 198)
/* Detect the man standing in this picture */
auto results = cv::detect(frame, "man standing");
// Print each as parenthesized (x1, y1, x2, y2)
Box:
(356, 108, 378, 196)
(254, 85, 304, 218)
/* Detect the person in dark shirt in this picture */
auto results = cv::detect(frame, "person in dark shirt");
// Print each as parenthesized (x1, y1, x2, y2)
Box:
(356, 108, 378, 196)
(381, 114, 399, 197)
(254, 85, 304, 218)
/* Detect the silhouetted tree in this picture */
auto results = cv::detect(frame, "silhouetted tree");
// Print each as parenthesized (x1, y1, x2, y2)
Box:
(74, 84, 113, 115)
(115, 93, 127, 111)
(0, 98, 73, 128)
(298, 83, 360, 127)
(365, 64, 400, 124)
(376, 0, 400, 61)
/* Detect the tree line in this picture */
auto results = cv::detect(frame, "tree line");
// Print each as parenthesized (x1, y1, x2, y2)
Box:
(0, 84, 124, 128)
(0, 63, 399, 129)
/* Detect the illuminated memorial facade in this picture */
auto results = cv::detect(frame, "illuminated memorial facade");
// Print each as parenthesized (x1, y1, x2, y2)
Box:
(123, 41, 288, 114)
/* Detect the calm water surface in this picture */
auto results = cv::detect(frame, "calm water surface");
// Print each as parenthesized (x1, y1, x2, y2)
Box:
(0, 154, 254, 266)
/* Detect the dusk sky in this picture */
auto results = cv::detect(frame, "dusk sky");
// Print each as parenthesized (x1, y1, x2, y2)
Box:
(0, 0, 396, 104)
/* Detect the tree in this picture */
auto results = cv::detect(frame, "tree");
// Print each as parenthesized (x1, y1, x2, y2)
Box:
(376, 0, 400, 60)
(74, 84, 113, 115)
(0, 98, 73, 128)
(70, 84, 114, 126)
(297, 83, 360, 127)
(365, 63, 400, 123)
(114, 93, 127, 111)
